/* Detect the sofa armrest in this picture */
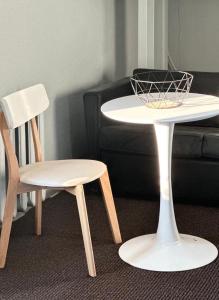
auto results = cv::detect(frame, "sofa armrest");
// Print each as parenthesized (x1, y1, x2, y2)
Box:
(83, 77, 133, 159)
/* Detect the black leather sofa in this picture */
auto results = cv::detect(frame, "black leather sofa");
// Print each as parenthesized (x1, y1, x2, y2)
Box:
(84, 69, 219, 206)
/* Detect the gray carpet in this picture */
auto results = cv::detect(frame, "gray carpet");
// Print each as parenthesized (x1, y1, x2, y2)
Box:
(0, 192, 218, 300)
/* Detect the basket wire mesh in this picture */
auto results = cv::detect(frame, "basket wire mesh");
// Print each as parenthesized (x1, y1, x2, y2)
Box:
(130, 71, 193, 109)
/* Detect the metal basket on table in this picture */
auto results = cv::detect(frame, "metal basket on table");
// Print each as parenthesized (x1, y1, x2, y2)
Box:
(130, 71, 193, 109)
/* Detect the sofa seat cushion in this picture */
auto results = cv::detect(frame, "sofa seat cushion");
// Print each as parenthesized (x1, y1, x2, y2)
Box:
(100, 125, 206, 158)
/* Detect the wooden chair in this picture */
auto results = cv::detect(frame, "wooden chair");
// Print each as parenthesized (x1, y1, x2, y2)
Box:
(0, 84, 122, 277)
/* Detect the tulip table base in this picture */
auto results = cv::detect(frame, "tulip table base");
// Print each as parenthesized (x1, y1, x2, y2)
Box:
(119, 234, 218, 271)
(118, 122, 218, 271)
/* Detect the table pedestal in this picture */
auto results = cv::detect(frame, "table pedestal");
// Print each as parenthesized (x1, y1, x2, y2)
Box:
(119, 123, 218, 271)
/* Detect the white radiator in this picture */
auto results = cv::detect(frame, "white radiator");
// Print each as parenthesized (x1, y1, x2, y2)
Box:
(0, 116, 45, 222)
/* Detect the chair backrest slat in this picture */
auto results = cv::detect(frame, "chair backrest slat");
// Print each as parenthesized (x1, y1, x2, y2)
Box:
(0, 84, 49, 129)
(30, 118, 42, 162)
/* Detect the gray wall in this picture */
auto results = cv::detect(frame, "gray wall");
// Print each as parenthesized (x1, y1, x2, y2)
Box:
(103, 0, 138, 81)
(0, 0, 138, 160)
(169, 0, 219, 72)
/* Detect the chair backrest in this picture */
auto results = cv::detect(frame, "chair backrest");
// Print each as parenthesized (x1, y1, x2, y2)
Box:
(0, 84, 49, 129)
(0, 84, 49, 181)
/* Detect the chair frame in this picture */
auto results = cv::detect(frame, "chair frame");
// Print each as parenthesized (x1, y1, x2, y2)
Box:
(0, 112, 122, 277)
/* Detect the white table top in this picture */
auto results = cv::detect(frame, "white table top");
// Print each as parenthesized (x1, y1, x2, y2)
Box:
(101, 93, 219, 124)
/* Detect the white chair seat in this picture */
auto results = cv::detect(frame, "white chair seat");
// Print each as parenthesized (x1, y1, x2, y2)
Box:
(20, 159, 106, 187)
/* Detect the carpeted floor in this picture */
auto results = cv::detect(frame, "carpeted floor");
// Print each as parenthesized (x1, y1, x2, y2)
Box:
(0, 192, 218, 300)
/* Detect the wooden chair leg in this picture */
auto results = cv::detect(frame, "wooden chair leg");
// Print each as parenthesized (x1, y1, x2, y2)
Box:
(99, 169, 122, 244)
(67, 185, 96, 277)
(0, 186, 17, 268)
(75, 185, 96, 277)
(35, 190, 42, 236)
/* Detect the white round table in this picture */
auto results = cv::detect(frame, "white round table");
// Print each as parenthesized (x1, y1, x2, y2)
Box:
(101, 93, 219, 272)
